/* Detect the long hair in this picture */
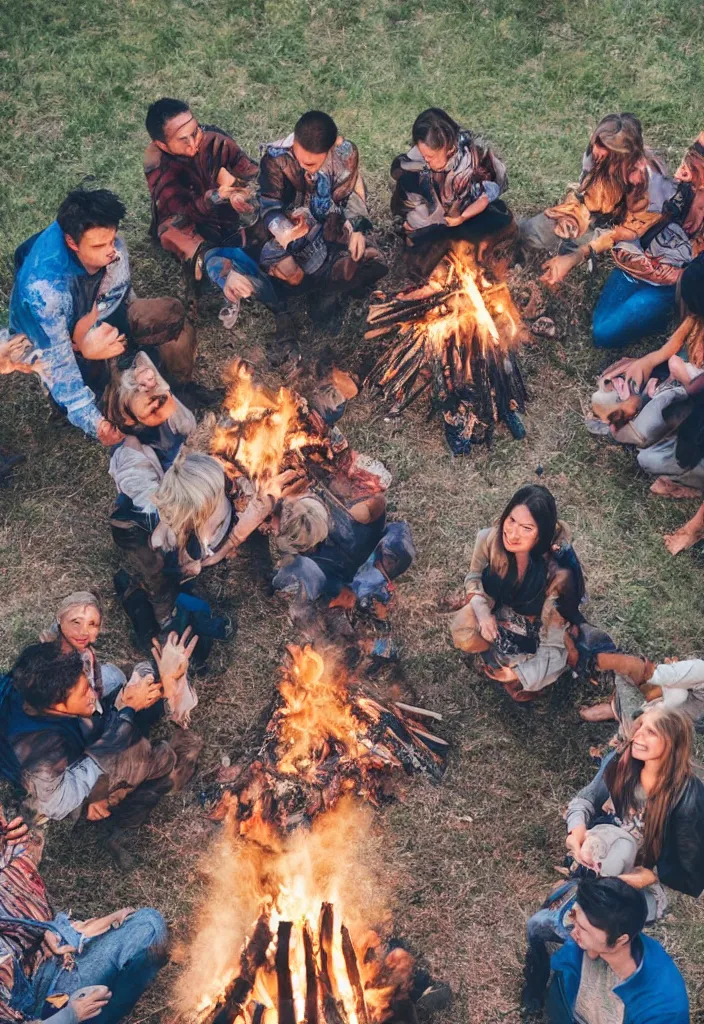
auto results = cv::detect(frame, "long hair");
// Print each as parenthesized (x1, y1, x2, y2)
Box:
(153, 452, 226, 550)
(606, 706, 694, 868)
(102, 352, 196, 436)
(582, 113, 652, 215)
(492, 484, 558, 580)
(411, 108, 460, 152)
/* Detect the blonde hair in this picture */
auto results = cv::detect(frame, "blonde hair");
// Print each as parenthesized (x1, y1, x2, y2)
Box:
(153, 453, 226, 549)
(277, 495, 330, 555)
(102, 352, 195, 436)
(42, 590, 102, 642)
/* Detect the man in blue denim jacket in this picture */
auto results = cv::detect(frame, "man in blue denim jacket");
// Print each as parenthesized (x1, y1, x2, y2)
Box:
(9, 188, 197, 445)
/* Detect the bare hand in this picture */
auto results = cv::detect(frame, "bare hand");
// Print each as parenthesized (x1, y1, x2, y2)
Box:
(478, 613, 499, 643)
(0, 335, 46, 377)
(565, 825, 587, 863)
(264, 468, 309, 501)
(540, 253, 580, 287)
(224, 270, 255, 302)
(217, 167, 236, 190)
(348, 230, 367, 261)
(444, 214, 464, 228)
(43, 929, 77, 957)
(3, 815, 29, 846)
(74, 908, 135, 938)
(120, 667, 162, 711)
(152, 627, 199, 684)
(69, 986, 112, 1021)
(77, 322, 127, 361)
(287, 214, 310, 242)
(229, 190, 254, 214)
(86, 799, 111, 821)
(97, 419, 125, 447)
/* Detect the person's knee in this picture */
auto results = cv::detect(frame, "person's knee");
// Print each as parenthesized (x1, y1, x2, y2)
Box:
(592, 313, 623, 350)
(270, 258, 304, 287)
(126, 907, 169, 956)
(450, 605, 484, 652)
(636, 446, 658, 474)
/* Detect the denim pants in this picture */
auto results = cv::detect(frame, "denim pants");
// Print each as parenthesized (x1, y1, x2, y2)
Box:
(203, 246, 284, 312)
(592, 269, 676, 350)
(30, 908, 167, 1024)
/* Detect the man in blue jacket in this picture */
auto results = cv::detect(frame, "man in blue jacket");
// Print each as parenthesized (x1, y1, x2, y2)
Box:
(546, 877, 689, 1023)
(9, 187, 201, 445)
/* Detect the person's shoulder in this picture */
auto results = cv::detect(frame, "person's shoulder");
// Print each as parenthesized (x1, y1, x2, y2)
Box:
(476, 525, 497, 544)
(550, 935, 581, 971)
(17, 222, 67, 281)
(144, 139, 164, 175)
(335, 136, 358, 157)
(640, 934, 686, 984)
(637, 935, 688, 1015)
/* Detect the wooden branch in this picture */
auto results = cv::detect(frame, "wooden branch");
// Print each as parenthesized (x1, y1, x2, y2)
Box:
(304, 923, 320, 1024)
(275, 921, 296, 1024)
(210, 914, 273, 1024)
(341, 925, 370, 1024)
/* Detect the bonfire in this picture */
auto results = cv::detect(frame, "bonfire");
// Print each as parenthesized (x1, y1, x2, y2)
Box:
(212, 360, 335, 483)
(175, 646, 449, 1024)
(365, 239, 529, 454)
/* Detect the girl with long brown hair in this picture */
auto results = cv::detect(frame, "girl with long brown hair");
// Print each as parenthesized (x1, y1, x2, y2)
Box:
(520, 112, 680, 350)
(566, 706, 704, 905)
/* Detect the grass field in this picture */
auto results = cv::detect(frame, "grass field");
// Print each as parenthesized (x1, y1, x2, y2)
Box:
(2, 0, 704, 1020)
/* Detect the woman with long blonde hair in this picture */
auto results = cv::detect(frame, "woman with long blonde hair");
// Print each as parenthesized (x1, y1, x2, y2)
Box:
(520, 113, 681, 350)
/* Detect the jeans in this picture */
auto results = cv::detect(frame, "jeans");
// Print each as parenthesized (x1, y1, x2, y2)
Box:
(592, 269, 676, 350)
(523, 885, 575, 1007)
(203, 246, 284, 312)
(30, 908, 167, 1024)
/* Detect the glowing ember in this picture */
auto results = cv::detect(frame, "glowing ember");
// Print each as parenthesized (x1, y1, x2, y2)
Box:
(212, 361, 332, 482)
(365, 238, 528, 453)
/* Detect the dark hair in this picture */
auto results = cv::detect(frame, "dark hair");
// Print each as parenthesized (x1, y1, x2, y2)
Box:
(12, 642, 85, 712)
(411, 108, 460, 151)
(681, 252, 704, 318)
(145, 97, 192, 143)
(497, 484, 558, 564)
(576, 877, 647, 947)
(293, 111, 338, 154)
(56, 188, 126, 243)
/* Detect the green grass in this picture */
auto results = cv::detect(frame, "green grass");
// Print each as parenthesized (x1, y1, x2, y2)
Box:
(2, 1, 704, 1021)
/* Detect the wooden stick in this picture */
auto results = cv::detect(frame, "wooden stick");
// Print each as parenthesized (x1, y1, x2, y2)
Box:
(304, 923, 320, 1024)
(275, 921, 296, 1024)
(341, 925, 370, 1024)
(210, 915, 273, 1024)
(393, 702, 443, 721)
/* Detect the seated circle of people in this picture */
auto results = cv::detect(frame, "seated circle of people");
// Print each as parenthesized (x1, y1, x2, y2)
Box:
(449, 484, 612, 702)
(521, 113, 688, 351)
(258, 110, 388, 318)
(522, 705, 704, 1014)
(0, 806, 167, 1024)
(7, 186, 217, 447)
(0, 611, 201, 869)
(544, 877, 689, 1024)
(144, 97, 299, 366)
(390, 106, 514, 273)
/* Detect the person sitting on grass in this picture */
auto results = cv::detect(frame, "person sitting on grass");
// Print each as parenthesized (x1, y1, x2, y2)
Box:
(564, 707, 704, 926)
(258, 110, 387, 325)
(545, 877, 689, 1024)
(520, 113, 680, 351)
(144, 98, 298, 366)
(390, 107, 513, 262)
(0, 806, 167, 1024)
(587, 254, 704, 494)
(449, 485, 600, 702)
(3, 632, 200, 869)
(8, 186, 213, 447)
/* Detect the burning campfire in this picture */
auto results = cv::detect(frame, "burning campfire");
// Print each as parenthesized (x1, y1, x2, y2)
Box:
(365, 239, 529, 454)
(212, 360, 334, 482)
(175, 646, 449, 1024)
(209, 644, 447, 839)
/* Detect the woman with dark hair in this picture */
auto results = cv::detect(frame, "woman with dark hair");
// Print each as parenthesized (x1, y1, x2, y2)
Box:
(450, 485, 589, 701)
(521, 113, 680, 349)
(390, 107, 513, 254)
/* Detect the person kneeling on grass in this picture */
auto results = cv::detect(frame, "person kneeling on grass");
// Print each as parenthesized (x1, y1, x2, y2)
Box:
(8, 186, 214, 448)
(449, 485, 611, 702)
(143, 97, 298, 367)
(258, 111, 387, 328)
(544, 877, 689, 1024)
(1, 631, 201, 869)
(0, 807, 167, 1024)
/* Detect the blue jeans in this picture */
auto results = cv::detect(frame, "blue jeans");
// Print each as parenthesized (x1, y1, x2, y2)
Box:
(203, 247, 284, 312)
(30, 908, 167, 1024)
(522, 883, 576, 1008)
(592, 269, 676, 350)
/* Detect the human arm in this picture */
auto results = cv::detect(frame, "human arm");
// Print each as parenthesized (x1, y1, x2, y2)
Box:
(151, 627, 198, 692)
(114, 665, 162, 713)
(22, 756, 105, 822)
(0, 333, 46, 378)
(108, 438, 164, 515)
(461, 529, 498, 641)
(618, 866, 659, 888)
(618, 317, 695, 389)
(564, 754, 615, 848)
(445, 192, 491, 227)
(22, 283, 104, 438)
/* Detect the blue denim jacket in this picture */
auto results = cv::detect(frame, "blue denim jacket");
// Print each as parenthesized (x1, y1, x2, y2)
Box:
(9, 222, 131, 438)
